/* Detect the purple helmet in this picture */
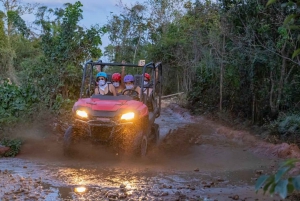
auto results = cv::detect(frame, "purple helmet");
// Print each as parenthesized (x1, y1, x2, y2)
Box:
(124, 74, 134, 82)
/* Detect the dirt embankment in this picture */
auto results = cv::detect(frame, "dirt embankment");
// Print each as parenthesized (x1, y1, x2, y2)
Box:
(164, 102, 300, 176)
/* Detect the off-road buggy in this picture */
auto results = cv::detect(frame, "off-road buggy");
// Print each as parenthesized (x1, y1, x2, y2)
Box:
(63, 60, 162, 157)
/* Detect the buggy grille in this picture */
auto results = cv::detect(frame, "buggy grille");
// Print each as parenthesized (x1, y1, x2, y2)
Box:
(90, 126, 114, 142)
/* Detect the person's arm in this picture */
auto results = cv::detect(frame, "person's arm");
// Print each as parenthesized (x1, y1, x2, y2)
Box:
(135, 86, 141, 95)
(110, 84, 117, 96)
(94, 88, 99, 95)
(147, 88, 153, 96)
(96, 65, 101, 72)
(121, 60, 126, 88)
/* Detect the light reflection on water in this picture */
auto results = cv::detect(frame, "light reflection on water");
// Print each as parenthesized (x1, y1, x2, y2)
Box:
(74, 186, 87, 193)
(0, 113, 282, 201)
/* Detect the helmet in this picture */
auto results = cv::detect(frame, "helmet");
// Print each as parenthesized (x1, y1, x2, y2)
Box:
(124, 74, 134, 82)
(144, 73, 150, 81)
(96, 72, 107, 79)
(112, 73, 121, 82)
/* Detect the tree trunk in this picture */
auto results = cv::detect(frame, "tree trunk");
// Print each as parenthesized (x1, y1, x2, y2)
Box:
(219, 35, 225, 112)
(269, 70, 276, 115)
(252, 94, 255, 123)
(269, 43, 287, 118)
(276, 50, 287, 111)
(177, 73, 180, 93)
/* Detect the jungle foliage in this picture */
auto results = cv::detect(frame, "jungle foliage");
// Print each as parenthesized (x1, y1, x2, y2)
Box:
(104, 0, 300, 132)
(1, 0, 300, 194)
(0, 1, 104, 129)
(255, 159, 300, 199)
(1, 0, 300, 137)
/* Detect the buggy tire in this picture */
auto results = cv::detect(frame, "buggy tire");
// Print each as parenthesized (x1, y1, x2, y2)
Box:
(63, 126, 76, 157)
(130, 130, 148, 158)
(140, 134, 148, 158)
(151, 123, 159, 145)
(155, 111, 160, 118)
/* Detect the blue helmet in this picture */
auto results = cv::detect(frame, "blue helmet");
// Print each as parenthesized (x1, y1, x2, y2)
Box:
(124, 74, 134, 82)
(96, 72, 107, 79)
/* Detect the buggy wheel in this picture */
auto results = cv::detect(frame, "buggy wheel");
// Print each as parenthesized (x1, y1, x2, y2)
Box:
(140, 134, 148, 158)
(63, 126, 76, 157)
(152, 123, 159, 145)
(128, 130, 148, 158)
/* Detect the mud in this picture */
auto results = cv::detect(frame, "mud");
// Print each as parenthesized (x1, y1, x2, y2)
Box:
(0, 101, 297, 200)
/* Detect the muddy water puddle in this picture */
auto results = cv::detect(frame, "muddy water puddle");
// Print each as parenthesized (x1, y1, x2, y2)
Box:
(0, 106, 286, 200)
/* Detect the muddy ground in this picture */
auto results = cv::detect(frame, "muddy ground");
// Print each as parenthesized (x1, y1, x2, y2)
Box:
(1, 101, 299, 201)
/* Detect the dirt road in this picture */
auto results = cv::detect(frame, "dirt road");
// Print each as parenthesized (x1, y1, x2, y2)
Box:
(0, 102, 292, 201)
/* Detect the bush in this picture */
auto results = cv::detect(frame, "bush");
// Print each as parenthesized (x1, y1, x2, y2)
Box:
(263, 113, 300, 144)
(278, 114, 300, 136)
(0, 81, 39, 128)
(0, 138, 22, 157)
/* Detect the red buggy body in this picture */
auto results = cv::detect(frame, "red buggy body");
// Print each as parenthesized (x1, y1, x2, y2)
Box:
(63, 61, 162, 157)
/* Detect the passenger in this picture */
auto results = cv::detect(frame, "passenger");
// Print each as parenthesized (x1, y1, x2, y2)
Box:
(142, 73, 152, 96)
(112, 73, 124, 94)
(94, 64, 103, 87)
(123, 74, 140, 95)
(94, 72, 117, 96)
(111, 61, 126, 94)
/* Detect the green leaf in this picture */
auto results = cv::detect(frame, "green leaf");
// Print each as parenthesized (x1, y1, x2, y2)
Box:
(292, 176, 300, 190)
(286, 1, 295, 6)
(269, 183, 276, 194)
(282, 159, 299, 166)
(263, 176, 275, 194)
(275, 180, 288, 198)
(287, 182, 294, 194)
(292, 49, 300, 58)
(255, 175, 270, 191)
(275, 167, 290, 183)
(266, 0, 277, 6)
(283, 14, 296, 25)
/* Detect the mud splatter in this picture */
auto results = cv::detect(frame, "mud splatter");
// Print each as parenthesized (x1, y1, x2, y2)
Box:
(0, 102, 293, 200)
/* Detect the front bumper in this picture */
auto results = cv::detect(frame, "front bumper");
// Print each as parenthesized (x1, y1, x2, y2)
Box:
(74, 118, 135, 142)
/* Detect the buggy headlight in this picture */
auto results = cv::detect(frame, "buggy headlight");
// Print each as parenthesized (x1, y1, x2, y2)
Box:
(121, 112, 135, 120)
(76, 110, 88, 118)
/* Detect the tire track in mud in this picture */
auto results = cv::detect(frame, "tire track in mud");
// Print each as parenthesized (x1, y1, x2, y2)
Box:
(0, 102, 292, 200)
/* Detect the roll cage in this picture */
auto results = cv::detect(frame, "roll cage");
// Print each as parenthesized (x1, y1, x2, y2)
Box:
(80, 60, 162, 115)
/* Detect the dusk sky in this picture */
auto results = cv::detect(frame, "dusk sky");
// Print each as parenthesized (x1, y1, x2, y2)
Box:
(2, 0, 141, 60)
(22, 0, 138, 27)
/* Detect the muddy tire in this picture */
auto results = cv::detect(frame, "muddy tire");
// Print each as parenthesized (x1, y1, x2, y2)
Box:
(155, 111, 160, 118)
(118, 117, 150, 158)
(151, 123, 159, 146)
(126, 130, 148, 158)
(140, 134, 148, 158)
(63, 126, 76, 157)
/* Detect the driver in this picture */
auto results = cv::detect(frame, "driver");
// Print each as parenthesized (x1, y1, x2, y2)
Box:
(94, 72, 117, 96)
(122, 74, 140, 95)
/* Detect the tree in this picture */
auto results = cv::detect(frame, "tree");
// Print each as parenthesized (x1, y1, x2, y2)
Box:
(30, 1, 104, 104)
(104, 2, 148, 65)
(0, 0, 38, 82)
(0, 10, 15, 81)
